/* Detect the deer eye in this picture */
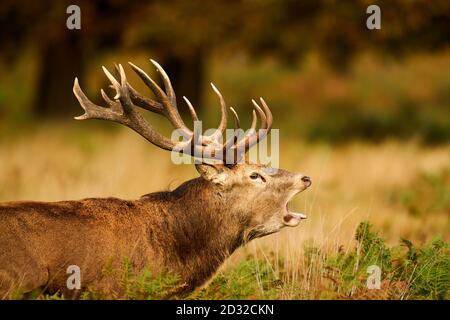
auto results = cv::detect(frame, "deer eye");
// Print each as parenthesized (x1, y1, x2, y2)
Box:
(249, 172, 260, 180)
(249, 172, 266, 182)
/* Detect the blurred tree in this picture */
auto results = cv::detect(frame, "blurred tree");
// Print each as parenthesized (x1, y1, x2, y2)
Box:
(0, 0, 140, 117)
(0, 0, 449, 118)
(121, 1, 246, 112)
(237, 0, 450, 70)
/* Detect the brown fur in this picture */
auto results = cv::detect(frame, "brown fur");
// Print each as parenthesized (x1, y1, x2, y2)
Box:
(0, 163, 310, 298)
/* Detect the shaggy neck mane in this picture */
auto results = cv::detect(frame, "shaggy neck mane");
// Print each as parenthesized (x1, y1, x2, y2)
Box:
(141, 178, 247, 289)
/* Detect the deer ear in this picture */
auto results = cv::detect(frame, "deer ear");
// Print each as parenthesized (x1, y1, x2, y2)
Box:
(195, 163, 227, 184)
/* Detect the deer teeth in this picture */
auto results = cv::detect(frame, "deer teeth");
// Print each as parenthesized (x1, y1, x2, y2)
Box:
(284, 201, 307, 225)
(290, 212, 307, 220)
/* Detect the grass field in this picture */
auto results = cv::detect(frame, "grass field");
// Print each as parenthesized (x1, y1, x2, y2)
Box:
(0, 124, 448, 299)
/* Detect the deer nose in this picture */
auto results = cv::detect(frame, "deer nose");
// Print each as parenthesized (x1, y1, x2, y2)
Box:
(301, 176, 312, 187)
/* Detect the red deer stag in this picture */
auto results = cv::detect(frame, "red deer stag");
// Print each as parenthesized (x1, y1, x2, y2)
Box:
(0, 60, 311, 298)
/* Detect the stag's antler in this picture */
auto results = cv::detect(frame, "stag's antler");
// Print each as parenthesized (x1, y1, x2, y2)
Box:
(73, 59, 272, 163)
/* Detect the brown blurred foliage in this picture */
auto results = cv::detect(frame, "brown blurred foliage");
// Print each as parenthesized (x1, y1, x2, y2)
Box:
(0, 0, 449, 120)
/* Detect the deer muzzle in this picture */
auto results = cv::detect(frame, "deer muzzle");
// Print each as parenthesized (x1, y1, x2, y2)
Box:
(282, 174, 312, 227)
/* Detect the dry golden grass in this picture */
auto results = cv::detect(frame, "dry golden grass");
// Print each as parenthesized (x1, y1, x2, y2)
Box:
(1, 125, 449, 299)
(1, 125, 448, 243)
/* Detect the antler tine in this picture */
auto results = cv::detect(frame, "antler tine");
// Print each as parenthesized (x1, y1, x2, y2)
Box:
(259, 97, 273, 131)
(128, 62, 161, 97)
(114, 62, 164, 114)
(223, 107, 241, 154)
(100, 88, 113, 105)
(183, 96, 199, 121)
(127, 83, 165, 114)
(128, 61, 190, 135)
(102, 66, 122, 100)
(251, 98, 272, 145)
(116, 64, 135, 115)
(249, 109, 257, 133)
(108, 63, 141, 117)
(100, 88, 122, 114)
(150, 59, 176, 106)
(231, 109, 258, 160)
(229, 107, 240, 130)
(234, 98, 272, 154)
(113, 62, 121, 80)
(74, 78, 119, 121)
(252, 100, 267, 129)
(208, 83, 228, 142)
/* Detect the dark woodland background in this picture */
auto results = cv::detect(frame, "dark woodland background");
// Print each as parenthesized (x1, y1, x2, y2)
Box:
(0, 0, 449, 144)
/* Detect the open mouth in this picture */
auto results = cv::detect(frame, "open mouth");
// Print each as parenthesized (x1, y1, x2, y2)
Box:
(283, 195, 307, 227)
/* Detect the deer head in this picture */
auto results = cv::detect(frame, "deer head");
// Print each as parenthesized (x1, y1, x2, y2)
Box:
(195, 163, 311, 242)
(73, 59, 312, 244)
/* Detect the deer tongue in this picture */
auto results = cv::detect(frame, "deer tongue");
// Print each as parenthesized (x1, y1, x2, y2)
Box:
(285, 202, 307, 220)
(284, 212, 307, 223)
(291, 212, 307, 220)
(283, 202, 307, 225)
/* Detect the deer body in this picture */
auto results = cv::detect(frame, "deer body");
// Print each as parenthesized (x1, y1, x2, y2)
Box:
(0, 179, 240, 295)
(0, 60, 311, 298)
